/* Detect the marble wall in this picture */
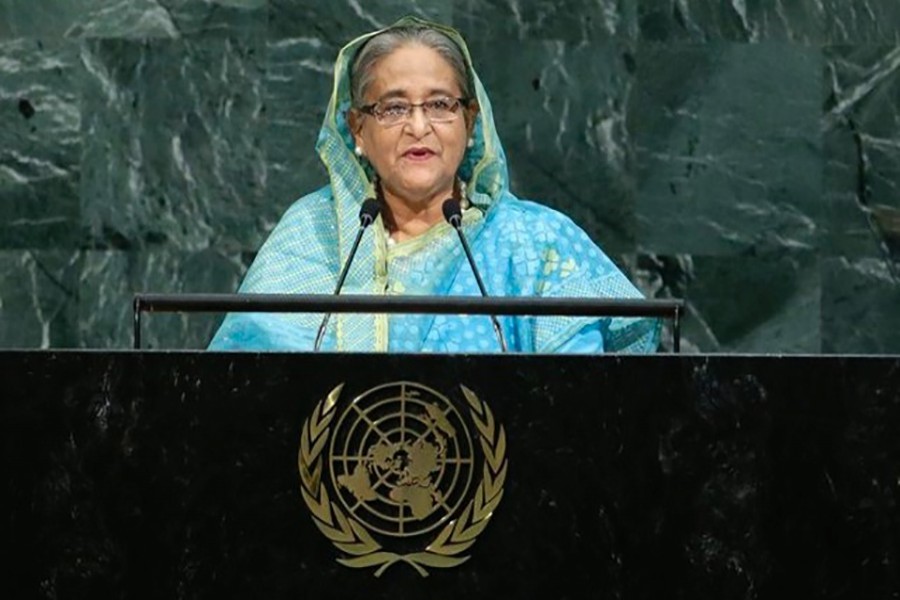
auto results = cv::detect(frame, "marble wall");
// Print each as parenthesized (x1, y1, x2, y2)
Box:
(1, 0, 898, 352)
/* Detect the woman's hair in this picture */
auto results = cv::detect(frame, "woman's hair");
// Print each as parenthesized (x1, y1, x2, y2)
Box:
(350, 25, 471, 107)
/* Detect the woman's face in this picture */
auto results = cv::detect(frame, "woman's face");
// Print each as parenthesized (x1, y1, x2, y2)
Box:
(350, 43, 477, 209)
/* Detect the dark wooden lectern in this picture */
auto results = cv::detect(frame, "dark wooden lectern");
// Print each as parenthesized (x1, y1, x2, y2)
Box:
(2, 351, 899, 599)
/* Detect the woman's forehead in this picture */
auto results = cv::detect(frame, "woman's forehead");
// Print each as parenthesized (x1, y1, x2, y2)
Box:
(365, 44, 462, 99)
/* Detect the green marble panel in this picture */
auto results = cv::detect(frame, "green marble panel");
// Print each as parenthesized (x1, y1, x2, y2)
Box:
(638, 0, 824, 43)
(262, 36, 332, 221)
(0, 39, 81, 248)
(161, 0, 267, 38)
(638, 252, 821, 353)
(0, 0, 176, 39)
(0, 0, 266, 39)
(80, 34, 266, 252)
(470, 39, 636, 253)
(78, 250, 247, 349)
(631, 42, 822, 255)
(824, 0, 900, 44)
(454, 0, 637, 42)
(63, 0, 178, 39)
(822, 257, 900, 353)
(0, 251, 80, 348)
(0, 0, 117, 38)
(824, 45, 900, 264)
(268, 0, 452, 42)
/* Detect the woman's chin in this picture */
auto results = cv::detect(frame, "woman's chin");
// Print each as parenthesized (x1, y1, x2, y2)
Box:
(391, 180, 454, 206)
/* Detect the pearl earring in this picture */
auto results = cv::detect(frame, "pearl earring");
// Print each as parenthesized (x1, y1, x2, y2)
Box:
(466, 137, 474, 148)
(354, 146, 364, 157)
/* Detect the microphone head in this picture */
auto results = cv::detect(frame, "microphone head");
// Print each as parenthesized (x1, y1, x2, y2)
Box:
(441, 197, 462, 228)
(358, 197, 380, 227)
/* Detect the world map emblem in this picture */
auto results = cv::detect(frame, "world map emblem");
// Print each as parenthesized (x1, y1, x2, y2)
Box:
(298, 381, 507, 576)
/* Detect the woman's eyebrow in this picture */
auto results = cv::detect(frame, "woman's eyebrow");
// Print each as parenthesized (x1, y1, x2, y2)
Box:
(375, 89, 407, 101)
(374, 88, 459, 102)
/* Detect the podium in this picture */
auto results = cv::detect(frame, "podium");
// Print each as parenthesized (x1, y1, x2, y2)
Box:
(2, 350, 899, 598)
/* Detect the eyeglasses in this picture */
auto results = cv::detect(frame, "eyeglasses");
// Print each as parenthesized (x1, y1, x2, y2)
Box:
(359, 97, 468, 126)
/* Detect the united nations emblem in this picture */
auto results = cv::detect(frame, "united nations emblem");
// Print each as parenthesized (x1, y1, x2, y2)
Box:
(298, 381, 507, 577)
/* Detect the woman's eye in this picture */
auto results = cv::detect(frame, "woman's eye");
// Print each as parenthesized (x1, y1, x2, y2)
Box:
(428, 99, 453, 111)
(381, 103, 409, 116)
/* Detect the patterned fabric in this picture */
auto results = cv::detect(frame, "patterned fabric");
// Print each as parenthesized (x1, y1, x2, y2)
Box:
(209, 16, 660, 354)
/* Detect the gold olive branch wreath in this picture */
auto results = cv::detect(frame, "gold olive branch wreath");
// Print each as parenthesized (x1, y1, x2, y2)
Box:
(298, 383, 507, 577)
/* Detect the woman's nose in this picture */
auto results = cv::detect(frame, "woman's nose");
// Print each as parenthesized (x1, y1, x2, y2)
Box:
(405, 105, 432, 136)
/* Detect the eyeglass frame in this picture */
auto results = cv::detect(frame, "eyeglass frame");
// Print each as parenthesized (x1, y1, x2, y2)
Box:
(356, 96, 472, 126)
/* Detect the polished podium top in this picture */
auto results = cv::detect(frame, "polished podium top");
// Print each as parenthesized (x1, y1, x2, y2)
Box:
(1, 351, 898, 599)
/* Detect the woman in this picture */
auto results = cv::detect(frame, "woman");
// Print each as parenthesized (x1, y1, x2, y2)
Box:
(209, 17, 660, 353)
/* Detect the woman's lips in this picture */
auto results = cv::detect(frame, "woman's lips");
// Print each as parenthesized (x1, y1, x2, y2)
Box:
(402, 148, 436, 161)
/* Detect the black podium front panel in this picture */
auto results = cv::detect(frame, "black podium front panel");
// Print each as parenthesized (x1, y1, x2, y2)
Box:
(1, 352, 899, 599)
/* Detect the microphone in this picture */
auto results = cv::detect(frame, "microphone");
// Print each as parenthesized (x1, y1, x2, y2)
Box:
(442, 198, 508, 352)
(313, 198, 381, 351)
